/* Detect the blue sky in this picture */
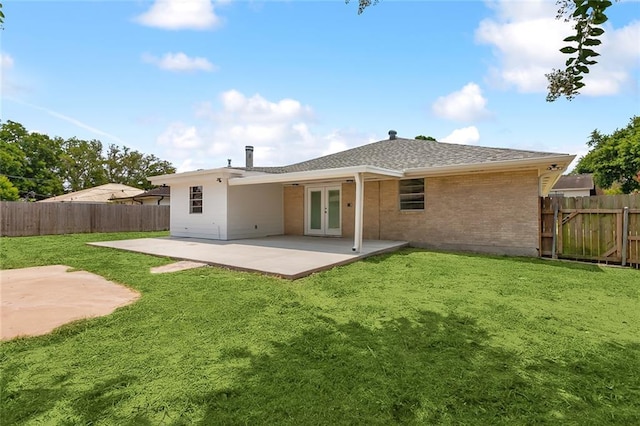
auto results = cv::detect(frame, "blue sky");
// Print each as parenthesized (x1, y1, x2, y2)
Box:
(2, 0, 639, 172)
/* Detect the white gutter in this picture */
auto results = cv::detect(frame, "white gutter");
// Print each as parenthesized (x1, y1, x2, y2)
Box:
(227, 165, 403, 186)
(403, 154, 575, 177)
(149, 168, 245, 185)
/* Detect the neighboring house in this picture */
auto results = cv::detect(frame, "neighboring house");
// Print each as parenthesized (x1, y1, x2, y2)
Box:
(549, 173, 597, 197)
(149, 131, 575, 256)
(39, 183, 144, 204)
(111, 186, 170, 206)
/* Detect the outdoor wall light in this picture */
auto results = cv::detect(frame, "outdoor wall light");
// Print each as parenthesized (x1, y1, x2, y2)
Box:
(547, 164, 562, 171)
(217, 178, 222, 183)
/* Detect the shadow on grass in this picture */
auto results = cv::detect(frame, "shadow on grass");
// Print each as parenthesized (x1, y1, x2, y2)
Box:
(1, 371, 140, 425)
(364, 248, 605, 272)
(195, 311, 639, 425)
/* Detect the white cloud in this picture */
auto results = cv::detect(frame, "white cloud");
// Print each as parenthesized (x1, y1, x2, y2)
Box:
(0, 52, 21, 96)
(1, 52, 14, 69)
(156, 90, 377, 171)
(440, 126, 480, 145)
(432, 83, 490, 122)
(475, 0, 640, 96)
(158, 122, 203, 149)
(142, 52, 217, 72)
(135, 0, 221, 30)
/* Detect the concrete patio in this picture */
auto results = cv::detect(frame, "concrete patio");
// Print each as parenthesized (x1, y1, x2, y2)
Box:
(89, 235, 408, 279)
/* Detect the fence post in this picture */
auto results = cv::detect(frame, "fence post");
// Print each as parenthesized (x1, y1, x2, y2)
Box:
(552, 200, 559, 259)
(622, 206, 629, 266)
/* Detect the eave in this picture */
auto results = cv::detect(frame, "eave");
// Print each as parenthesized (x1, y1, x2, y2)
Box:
(227, 165, 404, 186)
(149, 168, 245, 185)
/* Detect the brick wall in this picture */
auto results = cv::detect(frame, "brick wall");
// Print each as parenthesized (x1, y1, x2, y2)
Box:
(284, 170, 540, 256)
(377, 170, 540, 256)
(283, 185, 304, 235)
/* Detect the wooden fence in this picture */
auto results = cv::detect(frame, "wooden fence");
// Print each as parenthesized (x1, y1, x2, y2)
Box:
(540, 194, 640, 267)
(0, 202, 170, 237)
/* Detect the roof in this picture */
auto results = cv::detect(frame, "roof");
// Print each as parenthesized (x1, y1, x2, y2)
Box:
(150, 135, 575, 195)
(39, 183, 144, 203)
(135, 185, 170, 198)
(275, 138, 565, 173)
(551, 174, 594, 190)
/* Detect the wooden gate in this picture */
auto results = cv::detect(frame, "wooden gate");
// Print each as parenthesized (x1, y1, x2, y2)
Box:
(540, 195, 640, 267)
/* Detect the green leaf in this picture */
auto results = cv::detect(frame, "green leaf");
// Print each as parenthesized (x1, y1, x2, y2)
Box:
(592, 12, 609, 25)
(560, 46, 578, 54)
(583, 38, 602, 46)
(577, 65, 590, 74)
(565, 57, 576, 66)
(589, 27, 605, 36)
(579, 49, 599, 58)
(573, 3, 590, 17)
(563, 35, 580, 42)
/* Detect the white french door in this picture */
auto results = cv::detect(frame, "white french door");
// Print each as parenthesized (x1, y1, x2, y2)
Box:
(305, 186, 341, 236)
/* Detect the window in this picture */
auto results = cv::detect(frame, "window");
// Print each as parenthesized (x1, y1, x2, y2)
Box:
(399, 178, 424, 210)
(190, 186, 203, 214)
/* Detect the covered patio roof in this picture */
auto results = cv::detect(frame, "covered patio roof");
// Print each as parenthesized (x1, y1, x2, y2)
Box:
(227, 165, 403, 186)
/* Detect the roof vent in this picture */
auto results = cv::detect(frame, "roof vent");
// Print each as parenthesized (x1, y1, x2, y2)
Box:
(388, 130, 397, 140)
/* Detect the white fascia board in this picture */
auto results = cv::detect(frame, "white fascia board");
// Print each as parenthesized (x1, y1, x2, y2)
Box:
(227, 165, 403, 186)
(403, 154, 576, 177)
(148, 168, 245, 185)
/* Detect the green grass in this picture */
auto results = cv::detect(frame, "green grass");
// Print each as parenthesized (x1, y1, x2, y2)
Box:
(1, 232, 639, 425)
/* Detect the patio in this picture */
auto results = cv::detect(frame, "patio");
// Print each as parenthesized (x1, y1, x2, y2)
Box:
(89, 235, 408, 279)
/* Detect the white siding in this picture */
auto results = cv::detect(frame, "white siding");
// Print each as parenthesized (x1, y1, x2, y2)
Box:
(169, 179, 228, 239)
(227, 184, 283, 239)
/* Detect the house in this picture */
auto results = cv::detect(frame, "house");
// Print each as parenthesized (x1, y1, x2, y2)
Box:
(549, 173, 597, 197)
(39, 183, 144, 204)
(149, 131, 575, 256)
(111, 185, 170, 206)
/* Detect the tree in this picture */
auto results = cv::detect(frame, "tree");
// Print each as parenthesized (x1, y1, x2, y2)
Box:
(545, 0, 614, 101)
(0, 121, 64, 198)
(347, 0, 616, 102)
(574, 116, 640, 194)
(1, 120, 176, 195)
(104, 144, 176, 190)
(0, 175, 20, 201)
(415, 135, 437, 141)
(60, 138, 108, 192)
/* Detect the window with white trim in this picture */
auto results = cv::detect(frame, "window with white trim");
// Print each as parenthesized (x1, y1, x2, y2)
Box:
(190, 186, 203, 214)
(399, 178, 425, 210)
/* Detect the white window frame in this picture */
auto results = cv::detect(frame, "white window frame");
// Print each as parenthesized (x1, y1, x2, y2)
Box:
(189, 185, 203, 214)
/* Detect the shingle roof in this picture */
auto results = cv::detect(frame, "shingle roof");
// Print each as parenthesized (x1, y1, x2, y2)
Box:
(239, 138, 566, 174)
(39, 183, 144, 203)
(552, 174, 594, 190)
(137, 186, 171, 198)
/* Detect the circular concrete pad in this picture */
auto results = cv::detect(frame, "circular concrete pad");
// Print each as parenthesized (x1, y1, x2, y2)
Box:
(1, 265, 139, 340)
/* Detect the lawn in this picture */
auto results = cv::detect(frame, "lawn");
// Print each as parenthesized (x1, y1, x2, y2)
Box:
(1, 232, 639, 425)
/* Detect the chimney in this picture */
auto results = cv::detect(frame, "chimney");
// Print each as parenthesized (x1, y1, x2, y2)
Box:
(227, 159, 232, 167)
(245, 145, 254, 169)
(388, 130, 397, 140)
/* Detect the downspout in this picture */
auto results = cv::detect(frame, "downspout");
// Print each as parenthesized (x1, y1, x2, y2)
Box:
(352, 172, 364, 253)
(157, 196, 165, 206)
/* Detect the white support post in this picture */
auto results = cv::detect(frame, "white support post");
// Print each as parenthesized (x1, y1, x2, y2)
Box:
(353, 172, 364, 253)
